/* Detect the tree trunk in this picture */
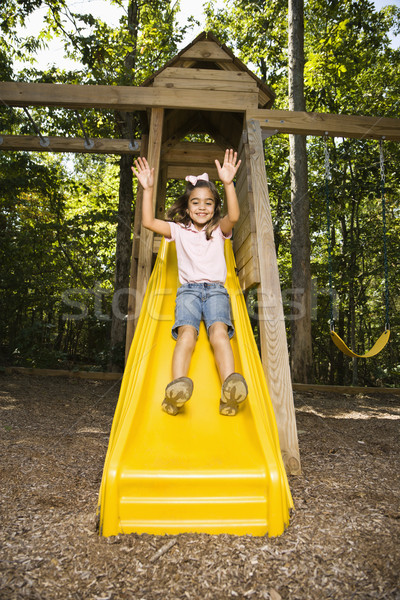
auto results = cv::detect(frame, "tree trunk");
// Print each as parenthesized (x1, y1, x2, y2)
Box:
(288, 0, 313, 383)
(108, 1, 139, 371)
(109, 154, 134, 370)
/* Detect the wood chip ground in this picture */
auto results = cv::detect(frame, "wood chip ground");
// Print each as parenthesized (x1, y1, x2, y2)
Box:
(1, 374, 399, 599)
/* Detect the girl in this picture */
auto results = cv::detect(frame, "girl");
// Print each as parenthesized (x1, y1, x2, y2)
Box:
(132, 149, 248, 416)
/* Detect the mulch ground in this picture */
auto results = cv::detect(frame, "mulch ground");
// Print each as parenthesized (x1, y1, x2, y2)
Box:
(1, 373, 399, 600)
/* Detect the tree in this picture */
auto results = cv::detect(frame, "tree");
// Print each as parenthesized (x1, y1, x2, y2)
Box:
(288, 0, 312, 383)
(1, 0, 193, 369)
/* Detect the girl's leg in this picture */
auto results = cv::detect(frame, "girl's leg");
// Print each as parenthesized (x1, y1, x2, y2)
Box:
(172, 325, 197, 379)
(163, 325, 197, 415)
(208, 321, 235, 382)
(209, 321, 248, 416)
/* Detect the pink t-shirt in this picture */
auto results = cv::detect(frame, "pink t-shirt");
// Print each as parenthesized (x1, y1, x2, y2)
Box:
(166, 221, 231, 284)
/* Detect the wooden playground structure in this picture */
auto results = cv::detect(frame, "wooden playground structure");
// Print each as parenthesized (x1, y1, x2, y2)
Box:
(1, 32, 399, 476)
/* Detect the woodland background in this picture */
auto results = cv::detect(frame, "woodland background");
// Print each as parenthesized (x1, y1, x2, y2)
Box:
(0, 0, 399, 387)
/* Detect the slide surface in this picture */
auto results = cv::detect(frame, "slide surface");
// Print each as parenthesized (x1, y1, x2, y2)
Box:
(98, 239, 293, 537)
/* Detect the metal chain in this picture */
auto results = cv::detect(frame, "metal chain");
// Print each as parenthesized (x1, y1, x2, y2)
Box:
(379, 138, 386, 185)
(75, 110, 94, 149)
(23, 107, 50, 147)
(323, 133, 332, 181)
(323, 135, 335, 330)
(379, 139, 390, 330)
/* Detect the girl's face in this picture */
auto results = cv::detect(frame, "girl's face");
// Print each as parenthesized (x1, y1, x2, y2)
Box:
(187, 187, 216, 230)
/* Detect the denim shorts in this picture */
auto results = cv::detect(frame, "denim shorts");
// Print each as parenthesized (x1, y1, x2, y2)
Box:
(172, 282, 234, 340)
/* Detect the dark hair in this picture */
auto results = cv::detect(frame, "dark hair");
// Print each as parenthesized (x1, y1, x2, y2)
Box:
(166, 180, 222, 240)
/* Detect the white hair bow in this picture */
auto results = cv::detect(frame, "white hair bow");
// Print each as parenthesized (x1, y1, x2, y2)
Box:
(185, 173, 209, 186)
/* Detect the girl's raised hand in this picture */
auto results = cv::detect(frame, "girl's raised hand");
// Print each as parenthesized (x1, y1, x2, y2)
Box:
(132, 157, 154, 190)
(215, 149, 241, 185)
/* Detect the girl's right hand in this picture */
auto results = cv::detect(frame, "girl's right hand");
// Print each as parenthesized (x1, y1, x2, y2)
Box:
(132, 157, 154, 190)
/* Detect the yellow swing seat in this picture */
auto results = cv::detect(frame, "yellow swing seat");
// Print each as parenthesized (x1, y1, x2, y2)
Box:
(330, 328, 390, 358)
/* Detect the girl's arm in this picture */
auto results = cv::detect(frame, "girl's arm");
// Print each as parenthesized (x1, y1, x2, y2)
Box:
(132, 157, 171, 238)
(215, 149, 241, 236)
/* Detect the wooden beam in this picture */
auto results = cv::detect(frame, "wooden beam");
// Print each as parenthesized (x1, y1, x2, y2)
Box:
(233, 138, 260, 289)
(0, 134, 140, 154)
(293, 383, 400, 395)
(153, 77, 257, 93)
(179, 41, 233, 62)
(154, 68, 258, 93)
(135, 108, 164, 311)
(248, 108, 400, 141)
(156, 67, 255, 84)
(198, 112, 243, 151)
(166, 165, 219, 180)
(3, 82, 397, 140)
(0, 81, 258, 112)
(4, 366, 121, 380)
(245, 118, 301, 475)
(125, 134, 149, 361)
(162, 110, 199, 152)
(162, 141, 224, 165)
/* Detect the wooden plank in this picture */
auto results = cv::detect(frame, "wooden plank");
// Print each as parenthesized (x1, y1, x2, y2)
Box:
(234, 197, 251, 245)
(246, 117, 301, 475)
(293, 383, 400, 395)
(135, 109, 164, 313)
(234, 231, 260, 289)
(235, 167, 251, 208)
(179, 41, 234, 62)
(7, 367, 397, 393)
(233, 142, 256, 256)
(166, 165, 219, 180)
(153, 77, 258, 93)
(233, 210, 250, 247)
(4, 366, 121, 380)
(125, 134, 148, 360)
(153, 71, 258, 93)
(4, 81, 396, 139)
(162, 142, 224, 165)
(156, 167, 167, 221)
(153, 236, 162, 254)
(0, 81, 258, 111)
(162, 110, 199, 152)
(235, 232, 257, 271)
(233, 136, 260, 288)
(0, 134, 140, 154)
(156, 67, 255, 84)
(202, 111, 244, 150)
(237, 259, 260, 291)
(248, 108, 400, 141)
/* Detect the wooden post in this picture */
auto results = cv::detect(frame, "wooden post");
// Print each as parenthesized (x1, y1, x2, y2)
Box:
(135, 109, 164, 317)
(245, 117, 301, 475)
(156, 166, 167, 221)
(125, 135, 148, 363)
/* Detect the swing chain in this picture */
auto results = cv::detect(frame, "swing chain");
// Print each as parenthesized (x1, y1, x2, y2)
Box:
(323, 135, 335, 331)
(23, 107, 50, 147)
(75, 110, 94, 149)
(380, 139, 390, 330)
(379, 139, 385, 185)
(323, 133, 331, 181)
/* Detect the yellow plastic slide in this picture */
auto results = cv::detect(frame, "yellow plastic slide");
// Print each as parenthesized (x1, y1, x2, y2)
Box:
(98, 238, 293, 537)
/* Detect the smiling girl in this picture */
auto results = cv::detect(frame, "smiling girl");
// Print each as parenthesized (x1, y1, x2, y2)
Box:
(132, 149, 248, 416)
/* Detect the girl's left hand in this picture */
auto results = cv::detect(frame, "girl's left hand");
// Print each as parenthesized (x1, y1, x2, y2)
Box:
(215, 149, 241, 185)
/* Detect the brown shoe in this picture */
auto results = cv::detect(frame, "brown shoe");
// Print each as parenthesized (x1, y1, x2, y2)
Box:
(219, 373, 248, 416)
(162, 377, 194, 415)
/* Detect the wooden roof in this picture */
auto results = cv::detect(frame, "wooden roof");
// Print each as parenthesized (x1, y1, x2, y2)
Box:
(141, 31, 275, 109)
(139, 32, 276, 159)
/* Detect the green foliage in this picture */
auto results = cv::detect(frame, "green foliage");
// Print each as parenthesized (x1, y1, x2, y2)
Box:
(205, 0, 288, 99)
(206, 0, 400, 386)
(0, 0, 399, 385)
(0, 0, 192, 371)
(0, 150, 119, 368)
